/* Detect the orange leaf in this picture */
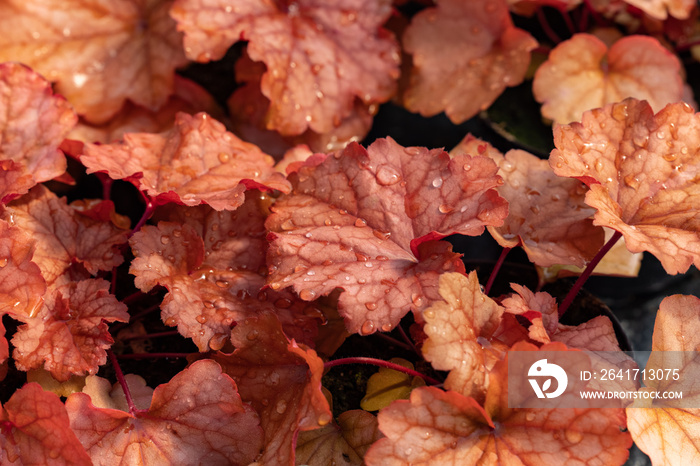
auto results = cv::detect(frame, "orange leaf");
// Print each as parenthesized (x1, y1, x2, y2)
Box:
(4, 186, 127, 284)
(627, 295, 700, 465)
(0, 0, 187, 123)
(421, 272, 503, 400)
(0, 62, 76, 186)
(171, 0, 399, 135)
(367, 342, 632, 465)
(12, 279, 129, 381)
(534, 34, 684, 124)
(402, 0, 537, 123)
(1, 383, 91, 465)
(296, 410, 383, 465)
(212, 312, 331, 466)
(266, 137, 507, 334)
(0, 219, 46, 318)
(455, 134, 604, 267)
(65, 359, 263, 465)
(623, 0, 696, 19)
(81, 112, 290, 210)
(550, 98, 700, 274)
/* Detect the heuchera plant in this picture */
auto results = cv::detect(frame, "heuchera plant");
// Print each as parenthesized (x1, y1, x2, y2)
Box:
(0, 0, 700, 464)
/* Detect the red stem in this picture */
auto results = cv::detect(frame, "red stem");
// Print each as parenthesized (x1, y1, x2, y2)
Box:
(324, 357, 441, 385)
(558, 230, 622, 317)
(537, 8, 561, 44)
(396, 324, 422, 358)
(107, 349, 143, 415)
(121, 291, 146, 305)
(582, 0, 606, 27)
(484, 247, 511, 296)
(97, 172, 113, 201)
(372, 332, 413, 352)
(676, 38, 700, 52)
(128, 193, 156, 238)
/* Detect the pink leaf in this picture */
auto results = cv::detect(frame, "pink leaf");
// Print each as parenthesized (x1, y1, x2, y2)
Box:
(266, 137, 506, 334)
(65, 359, 263, 465)
(12, 279, 129, 381)
(550, 98, 700, 274)
(534, 34, 684, 124)
(80, 112, 290, 210)
(402, 0, 537, 123)
(0, 0, 188, 123)
(1, 383, 91, 465)
(171, 0, 399, 135)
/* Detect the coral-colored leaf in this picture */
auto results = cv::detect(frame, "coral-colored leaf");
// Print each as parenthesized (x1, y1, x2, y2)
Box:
(454, 135, 604, 267)
(402, 0, 537, 123)
(68, 76, 222, 144)
(550, 98, 700, 274)
(0, 383, 91, 465)
(171, 0, 399, 135)
(623, 0, 696, 19)
(421, 272, 503, 399)
(534, 34, 684, 124)
(366, 342, 632, 465)
(0, 219, 46, 318)
(65, 359, 263, 465)
(360, 358, 426, 412)
(0, 0, 187, 123)
(4, 186, 127, 284)
(0, 62, 77, 185)
(627, 295, 700, 465)
(266, 137, 506, 334)
(0, 160, 34, 205)
(295, 410, 383, 466)
(12, 279, 129, 381)
(129, 197, 274, 350)
(80, 112, 290, 210)
(0, 320, 6, 365)
(212, 312, 331, 466)
(228, 53, 376, 156)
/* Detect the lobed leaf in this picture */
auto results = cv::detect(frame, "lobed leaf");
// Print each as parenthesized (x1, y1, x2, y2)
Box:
(295, 410, 384, 466)
(171, 0, 399, 135)
(3, 186, 127, 284)
(421, 272, 503, 400)
(0, 0, 187, 123)
(12, 279, 129, 381)
(626, 295, 700, 465)
(0, 383, 91, 465)
(66, 359, 264, 465)
(366, 342, 632, 465)
(550, 98, 700, 274)
(402, 0, 537, 123)
(453, 135, 604, 267)
(213, 312, 331, 466)
(622, 0, 696, 19)
(81, 112, 290, 210)
(0, 219, 46, 318)
(0, 62, 77, 186)
(534, 34, 684, 125)
(266, 137, 506, 334)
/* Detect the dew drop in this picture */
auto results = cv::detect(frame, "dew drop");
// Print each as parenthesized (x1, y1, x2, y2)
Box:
(411, 293, 424, 307)
(294, 264, 308, 273)
(269, 372, 280, 386)
(216, 280, 229, 288)
(172, 229, 182, 238)
(501, 160, 514, 172)
(300, 289, 317, 300)
(365, 302, 377, 311)
(276, 400, 288, 414)
(663, 153, 677, 162)
(324, 218, 332, 226)
(565, 429, 583, 444)
(355, 252, 369, 262)
(360, 320, 375, 335)
(218, 152, 230, 163)
(656, 131, 665, 139)
(281, 219, 295, 230)
(376, 255, 388, 261)
(525, 412, 536, 421)
(381, 323, 392, 332)
(594, 160, 604, 172)
(247, 330, 259, 341)
(681, 146, 689, 155)
(165, 317, 177, 326)
(196, 315, 207, 324)
(49, 449, 60, 459)
(404, 147, 421, 156)
(431, 177, 443, 188)
(624, 174, 640, 190)
(355, 218, 367, 227)
(423, 309, 435, 319)
(373, 229, 391, 240)
(438, 204, 453, 214)
(160, 235, 170, 245)
(0, 257, 7, 268)
(376, 165, 401, 186)
(318, 412, 332, 426)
